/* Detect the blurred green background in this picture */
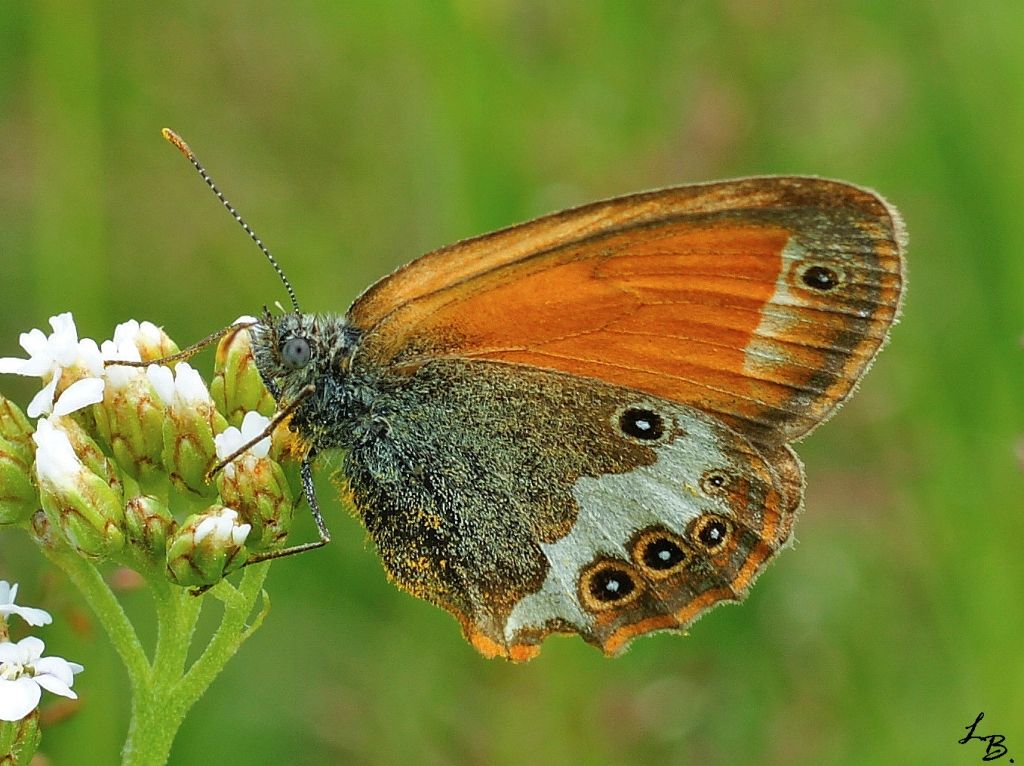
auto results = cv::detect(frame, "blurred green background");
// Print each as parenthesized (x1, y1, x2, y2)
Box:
(1, 2, 1022, 764)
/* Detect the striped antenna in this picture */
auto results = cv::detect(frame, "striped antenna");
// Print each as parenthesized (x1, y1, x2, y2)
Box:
(161, 128, 301, 315)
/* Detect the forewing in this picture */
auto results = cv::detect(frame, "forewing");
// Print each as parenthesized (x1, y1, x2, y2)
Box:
(348, 177, 905, 444)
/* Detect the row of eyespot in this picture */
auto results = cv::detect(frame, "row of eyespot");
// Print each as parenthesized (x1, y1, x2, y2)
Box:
(578, 513, 735, 611)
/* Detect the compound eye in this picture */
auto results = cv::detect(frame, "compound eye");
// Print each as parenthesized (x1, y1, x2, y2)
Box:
(281, 337, 312, 369)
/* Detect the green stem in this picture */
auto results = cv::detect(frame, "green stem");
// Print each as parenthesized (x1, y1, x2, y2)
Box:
(175, 563, 271, 710)
(119, 563, 270, 766)
(40, 542, 271, 766)
(38, 547, 150, 686)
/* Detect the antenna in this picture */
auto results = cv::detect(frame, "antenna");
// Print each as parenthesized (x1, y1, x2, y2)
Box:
(161, 128, 302, 315)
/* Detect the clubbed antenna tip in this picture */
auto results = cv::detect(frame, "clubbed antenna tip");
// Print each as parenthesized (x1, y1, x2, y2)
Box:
(161, 127, 302, 316)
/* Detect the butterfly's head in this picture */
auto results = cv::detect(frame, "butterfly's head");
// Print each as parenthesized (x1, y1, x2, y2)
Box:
(249, 309, 361, 411)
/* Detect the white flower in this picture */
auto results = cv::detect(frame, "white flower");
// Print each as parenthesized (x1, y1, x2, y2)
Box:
(0, 313, 105, 418)
(195, 507, 250, 547)
(0, 582, 52, 628)
(106, 319, 172, 365)
(101, 332, 145, 390)
(0, 636, 83, 721)
(214, 411, 272, 478)
(146, 363, 212, 411)
(31, 417, 85, 490)
(111, 319, 166, 352)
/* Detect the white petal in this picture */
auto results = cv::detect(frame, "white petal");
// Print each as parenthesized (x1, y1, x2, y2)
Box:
(136, 321, 166, 346)
(9, 605, 53, 628)
(47, 314, 80, 367)
(48, 313, 77, 341)
(3, 328, 54, 376)
(146, 365, 175, 405)
(112, 320, 141, 346)
(20, 328, 50, 359)
(32, 662, 71, 688)
(101, 339, 142, 389)
(230, 523, 251, 546)
(218, 508, 239, 523)
(52, 377, 105, 417)
(213, 426, 244, 461)
(101, 338, 142, 364)
(32, 673, 77, 700)
(174, 364, 211, 406)
(77, 338, 104, 377)
(32, 418, 84, 486)
(0, 582, 47, 626)
(34, 656, 80, 687)
(209, 517, 231, 541)
(0, 677, 42, 721)
(0, 356, 41, 376)
(239, 411, 272, 458)
(0, 357, 27, 375)
(0, 642, 24, 664)
(201, 508, 242, 544)
(194, 516, 217, 544)
(26, 375, 59, 418)
(15, 636, 45, 662)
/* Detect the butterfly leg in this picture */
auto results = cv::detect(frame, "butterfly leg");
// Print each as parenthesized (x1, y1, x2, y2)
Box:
(242, 455, 332, 564)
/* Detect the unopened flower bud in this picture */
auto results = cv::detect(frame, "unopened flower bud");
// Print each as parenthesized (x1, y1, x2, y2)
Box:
(165, 506, 250, 587)
(93, 348, 167, 483)
(0, 707, 41, 759)
(54, 415, 121, 491)
(124, 495, 176, 561)
(0, 398, 37, 525)
(0, 396, 34, 462)
(214, 412, 295, 550)
(0, 434, 37, 526)
(110, 319, 178, 362)
(32, 418, 125, 558)
(147, 364, 226, 495)
(211, 318, 275, 427)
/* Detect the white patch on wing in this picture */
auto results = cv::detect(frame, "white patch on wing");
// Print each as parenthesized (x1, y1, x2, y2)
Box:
(503, 410, 731, 641)
(744, 238, 804, 373)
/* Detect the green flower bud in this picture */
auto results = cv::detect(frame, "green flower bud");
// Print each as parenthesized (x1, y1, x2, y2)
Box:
(146, 363, 226, 495)
(32, 418, 125, 558)
(0, 396, 34, 464)
(166, 506, 251, 587)
(213, 411, 295, 550)
(211, 320, 276, 427)
(56, 415, 122, 491)
(0, 432, 37, 525)
(0, 708, 41, 764)
(92, 364, 167, 483)
(216, 453, 294, 551)
(124, 494, 176, 561)
(116, 319, 179, 362)
(0, 397, 38, 524)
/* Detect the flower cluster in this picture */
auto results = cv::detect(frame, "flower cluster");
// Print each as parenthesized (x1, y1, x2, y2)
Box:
(0, 581, 82, 722)
(0, 314, 297, 588)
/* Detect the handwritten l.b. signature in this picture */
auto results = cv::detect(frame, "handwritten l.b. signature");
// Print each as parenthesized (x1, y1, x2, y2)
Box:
(960, 712, 1014, 762)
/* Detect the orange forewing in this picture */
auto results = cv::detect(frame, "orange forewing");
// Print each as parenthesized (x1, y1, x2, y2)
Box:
(349, 177, 905, 443)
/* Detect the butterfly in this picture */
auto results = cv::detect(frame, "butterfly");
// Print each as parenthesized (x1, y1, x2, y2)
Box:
(168, 134, 906, 661)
